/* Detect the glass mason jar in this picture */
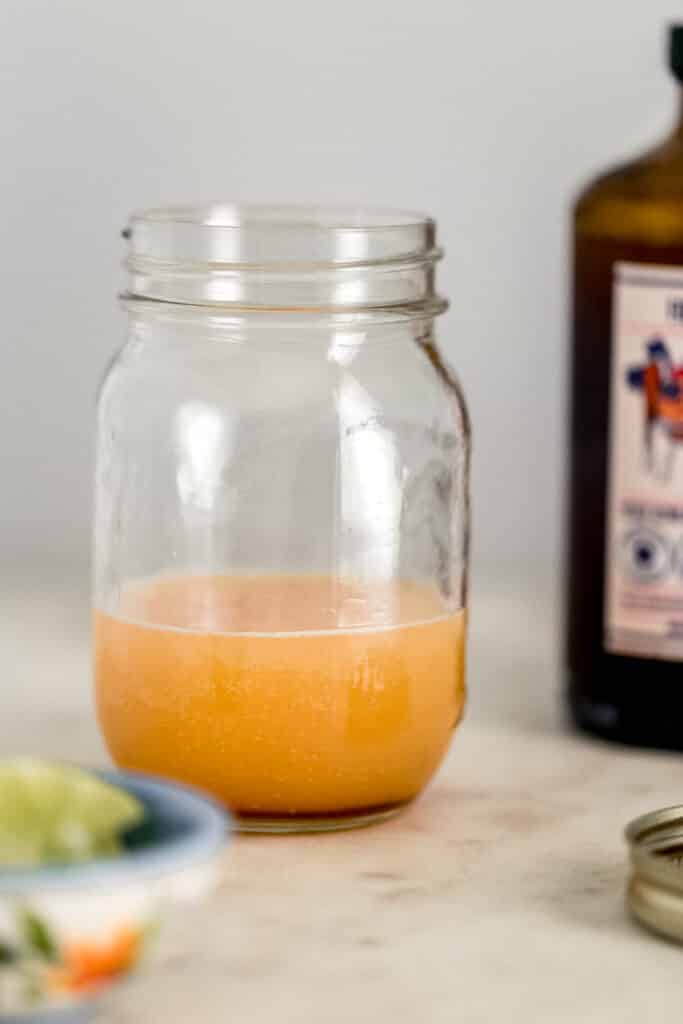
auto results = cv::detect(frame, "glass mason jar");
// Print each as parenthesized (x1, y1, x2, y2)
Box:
(93, 205, 470, 832)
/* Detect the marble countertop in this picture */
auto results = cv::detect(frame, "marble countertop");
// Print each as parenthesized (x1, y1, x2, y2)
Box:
(3, 574, 683, 1022)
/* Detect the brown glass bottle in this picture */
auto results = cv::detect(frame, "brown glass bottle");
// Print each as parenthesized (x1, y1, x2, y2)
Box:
(568, 26, 683, 748)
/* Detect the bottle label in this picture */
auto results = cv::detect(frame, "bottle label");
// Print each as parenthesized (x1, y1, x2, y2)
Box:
(605, 261, 683, 659)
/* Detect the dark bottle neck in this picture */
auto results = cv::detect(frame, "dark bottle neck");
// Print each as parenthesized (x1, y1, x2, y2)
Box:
(672, 85, 683, 138)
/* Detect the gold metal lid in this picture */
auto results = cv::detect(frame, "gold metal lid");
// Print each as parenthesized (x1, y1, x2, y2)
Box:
(626, 805, 683, 943)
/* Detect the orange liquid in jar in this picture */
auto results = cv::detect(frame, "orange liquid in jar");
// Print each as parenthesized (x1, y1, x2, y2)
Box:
(94, 575, 466, 821)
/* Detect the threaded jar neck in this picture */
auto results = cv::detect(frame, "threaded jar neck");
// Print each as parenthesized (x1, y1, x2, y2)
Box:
(122, 204, 447, 317)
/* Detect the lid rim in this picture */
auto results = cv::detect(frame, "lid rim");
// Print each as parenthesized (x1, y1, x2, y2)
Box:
(625, 805, 683, 844)
(626, 804, 683, 943)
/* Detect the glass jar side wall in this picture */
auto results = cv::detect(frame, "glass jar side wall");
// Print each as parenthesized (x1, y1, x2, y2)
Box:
(94, 307, 470, 829)
(94, 310, 469, 625)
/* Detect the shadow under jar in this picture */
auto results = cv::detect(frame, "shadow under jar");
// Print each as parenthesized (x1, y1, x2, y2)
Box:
(93, 205, 470, 832)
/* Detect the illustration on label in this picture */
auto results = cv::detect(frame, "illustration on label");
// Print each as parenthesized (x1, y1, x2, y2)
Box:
(626, 338, 683, 481)
(605, 263, 683, 660)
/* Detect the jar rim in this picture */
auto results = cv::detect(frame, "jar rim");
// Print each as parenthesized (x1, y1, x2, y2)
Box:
(123, 203, 446, 312)
(127, 203, 435, 245)
(129, 203, 434, 227)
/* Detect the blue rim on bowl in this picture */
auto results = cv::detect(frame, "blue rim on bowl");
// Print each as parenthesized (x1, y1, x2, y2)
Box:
(0, 769, 230, 894)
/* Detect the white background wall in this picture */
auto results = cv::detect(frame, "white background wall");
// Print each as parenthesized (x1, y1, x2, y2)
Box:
(2, 0, 682, 586)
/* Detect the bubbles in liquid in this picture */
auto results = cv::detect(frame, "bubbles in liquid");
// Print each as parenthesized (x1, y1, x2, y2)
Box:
(95, 575, 466, 819)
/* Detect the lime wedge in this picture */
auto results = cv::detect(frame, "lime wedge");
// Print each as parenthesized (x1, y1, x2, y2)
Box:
(0, 760, 144, 868)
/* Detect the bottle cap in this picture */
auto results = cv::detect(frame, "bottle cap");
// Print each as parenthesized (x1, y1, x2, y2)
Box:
(670, 25, 683, 82)
(626, 805, 683, 943)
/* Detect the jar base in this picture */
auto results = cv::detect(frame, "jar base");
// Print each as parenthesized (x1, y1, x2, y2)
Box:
(234, 799, 412, 834)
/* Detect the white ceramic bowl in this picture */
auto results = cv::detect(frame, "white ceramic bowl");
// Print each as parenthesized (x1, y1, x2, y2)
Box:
(0, 770, 229, 1022)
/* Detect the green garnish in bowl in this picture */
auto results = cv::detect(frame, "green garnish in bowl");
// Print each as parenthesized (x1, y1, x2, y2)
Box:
(0, 759, 144, 867)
